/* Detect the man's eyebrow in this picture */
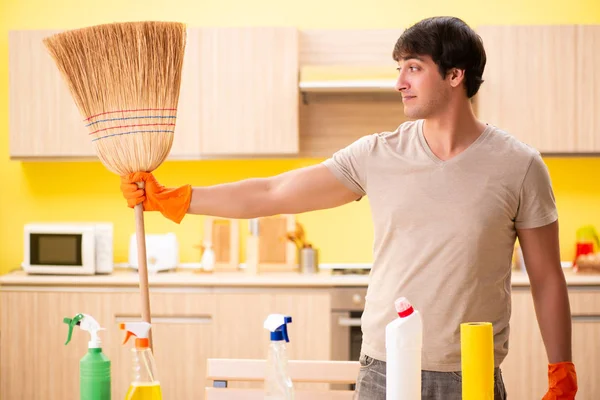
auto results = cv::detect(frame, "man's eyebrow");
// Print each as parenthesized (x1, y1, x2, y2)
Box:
(401, 54, 424, 62)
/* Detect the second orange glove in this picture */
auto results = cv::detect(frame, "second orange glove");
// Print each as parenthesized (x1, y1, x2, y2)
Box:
(542, 361, 578, 400)
(120, 172, 192, 224)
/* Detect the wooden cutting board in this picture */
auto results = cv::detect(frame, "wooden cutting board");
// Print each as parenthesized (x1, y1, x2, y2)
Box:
(246, 214, 297, 273)
(203, 217, 240, 271)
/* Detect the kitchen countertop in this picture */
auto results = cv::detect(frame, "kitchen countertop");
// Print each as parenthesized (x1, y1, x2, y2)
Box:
(0, 267, 599, 288)
(0, 268, 369, 288)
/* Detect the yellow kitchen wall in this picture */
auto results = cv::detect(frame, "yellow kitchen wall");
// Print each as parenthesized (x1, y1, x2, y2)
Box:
(1, 0, 600, 273)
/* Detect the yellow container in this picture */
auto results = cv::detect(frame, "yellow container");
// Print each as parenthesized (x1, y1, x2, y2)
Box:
(460, 322, 494, 400)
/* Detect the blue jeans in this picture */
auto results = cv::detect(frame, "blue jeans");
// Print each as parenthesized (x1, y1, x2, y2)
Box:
(354, 353, 508, 400)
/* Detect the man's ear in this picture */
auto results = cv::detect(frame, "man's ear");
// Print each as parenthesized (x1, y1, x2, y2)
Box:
(448, 68, 466, 88)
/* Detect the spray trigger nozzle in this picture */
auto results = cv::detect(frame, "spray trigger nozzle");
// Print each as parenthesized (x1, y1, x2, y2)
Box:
(264, 314, 293, 342)
(120, 321, 151, 348)
(63, 313, 104, 348)
(63, 313, 85, 345)
(122, 330, 135, 345)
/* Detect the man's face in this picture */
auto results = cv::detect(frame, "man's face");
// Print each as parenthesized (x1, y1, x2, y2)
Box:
(395, 54, 452, 119)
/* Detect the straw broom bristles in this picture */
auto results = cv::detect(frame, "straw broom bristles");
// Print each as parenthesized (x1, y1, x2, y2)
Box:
(43, 21, 186, 175)
(42, 21, 187, 351)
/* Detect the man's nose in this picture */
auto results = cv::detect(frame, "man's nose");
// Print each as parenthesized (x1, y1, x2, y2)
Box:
(395, 73, 408, 92)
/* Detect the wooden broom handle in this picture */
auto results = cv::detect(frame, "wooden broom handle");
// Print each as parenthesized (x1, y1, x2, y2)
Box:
(135, 181, 153, 351)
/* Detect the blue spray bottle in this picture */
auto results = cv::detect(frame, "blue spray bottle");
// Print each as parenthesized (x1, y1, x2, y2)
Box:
(264, 314, 294, 400)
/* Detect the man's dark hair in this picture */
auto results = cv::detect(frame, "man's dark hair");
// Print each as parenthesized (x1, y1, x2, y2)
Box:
(393, 16, 486, 98)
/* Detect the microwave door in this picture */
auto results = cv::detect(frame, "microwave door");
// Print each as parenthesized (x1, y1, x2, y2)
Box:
(23, 228, 96, 275)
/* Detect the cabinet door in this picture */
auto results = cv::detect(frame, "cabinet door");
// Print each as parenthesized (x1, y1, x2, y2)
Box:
(502, 288, 600, 400)
(8, 30, 95, 158)
(576, 26, 600, 152)
(107, 292, 216, 400)
(500, 289, 547, 398)
(568, 289, 600, 399)
(274, 292, 331, 392)
(214, 291, 330, 360)
(194, 27, 299, 156)
(476, 26, 577, 153)
(169, 27, 202, 158)
(273, 292, 331, 361)
(0, 291, 111, 400)
(213, 290, 330, 391)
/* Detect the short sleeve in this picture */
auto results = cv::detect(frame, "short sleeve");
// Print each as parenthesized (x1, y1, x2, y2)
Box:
(321, 134, 374, 198)
(515, 153, 558, 229)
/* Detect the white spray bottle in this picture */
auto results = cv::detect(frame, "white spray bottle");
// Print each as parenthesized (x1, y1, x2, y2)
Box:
(200, 240, 215, 272)
(264, 314, 294, 400)
(385, 297, 422, 400)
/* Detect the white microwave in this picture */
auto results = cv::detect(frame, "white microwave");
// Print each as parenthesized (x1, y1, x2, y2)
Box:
(22, 223, 113, 275)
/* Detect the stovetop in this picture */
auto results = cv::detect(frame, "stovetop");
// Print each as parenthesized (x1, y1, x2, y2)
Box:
(331, 268, 371, 276)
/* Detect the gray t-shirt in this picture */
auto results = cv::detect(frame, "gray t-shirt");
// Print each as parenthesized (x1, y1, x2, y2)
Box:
(322, 119, 557, 371)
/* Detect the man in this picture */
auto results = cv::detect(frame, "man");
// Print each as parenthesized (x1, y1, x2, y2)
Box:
(121, 16, 578, 400)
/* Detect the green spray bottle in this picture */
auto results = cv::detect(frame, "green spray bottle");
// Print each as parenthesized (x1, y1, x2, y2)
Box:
(64, 313, 111, 400)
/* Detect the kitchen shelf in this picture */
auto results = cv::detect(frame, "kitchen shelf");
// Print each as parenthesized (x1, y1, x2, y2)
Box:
(298, 64, 397, 95)
(299, 79, 396, 93)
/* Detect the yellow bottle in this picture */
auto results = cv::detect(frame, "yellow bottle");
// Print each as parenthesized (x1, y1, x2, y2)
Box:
(120, 322, 162, 400)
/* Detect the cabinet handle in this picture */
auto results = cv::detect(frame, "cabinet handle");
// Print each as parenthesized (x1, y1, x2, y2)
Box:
(338, 317, 362, 327)
(114, 315, 212, 324)
(572, 314, 600, 323)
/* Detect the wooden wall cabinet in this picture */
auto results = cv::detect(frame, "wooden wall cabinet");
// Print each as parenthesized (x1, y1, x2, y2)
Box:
(476, 25, 600, 153)
(8, 30, 95, 158)
(576, 25, 600, 152)
(171, 27, 299, 158)
(8, 25, 600, 159)
(8, 27, 300, 160)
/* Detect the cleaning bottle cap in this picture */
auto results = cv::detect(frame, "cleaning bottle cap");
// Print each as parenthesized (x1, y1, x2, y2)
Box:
(63, 313, 105, 348)
(394, 297, 414, 318)
(264, 314, 292, 342)
(120, 321, 151, 349)
(576, 225, 600, 249)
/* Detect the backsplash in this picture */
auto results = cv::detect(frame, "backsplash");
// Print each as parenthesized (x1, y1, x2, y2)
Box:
(0, 156, 598, 274)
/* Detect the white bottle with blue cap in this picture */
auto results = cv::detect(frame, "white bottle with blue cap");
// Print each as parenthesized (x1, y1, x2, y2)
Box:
(264, 314, 295, 400)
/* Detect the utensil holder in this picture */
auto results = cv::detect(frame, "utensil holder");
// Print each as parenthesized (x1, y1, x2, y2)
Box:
(299, 246, 319, 274)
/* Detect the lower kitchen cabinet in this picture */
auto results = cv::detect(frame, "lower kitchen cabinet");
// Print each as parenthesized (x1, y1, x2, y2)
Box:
(0, 287, 330, 400)
(1, 280, 598, 399)
(501, 288, 600, 400)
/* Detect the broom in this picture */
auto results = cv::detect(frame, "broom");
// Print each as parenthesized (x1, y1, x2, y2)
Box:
(43, 21, 187, 350)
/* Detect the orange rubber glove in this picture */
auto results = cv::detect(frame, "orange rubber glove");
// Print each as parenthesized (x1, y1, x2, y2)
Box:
(542, 362, 578, 400)
(120, 172, 192, 224)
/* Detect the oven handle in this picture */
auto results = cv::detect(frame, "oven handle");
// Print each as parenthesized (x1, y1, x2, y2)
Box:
(572, 314, 600, 322)
(338, 317, 362, 327)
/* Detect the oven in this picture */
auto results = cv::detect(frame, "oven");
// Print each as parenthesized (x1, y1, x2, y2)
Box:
(330, 287, 368, 389)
